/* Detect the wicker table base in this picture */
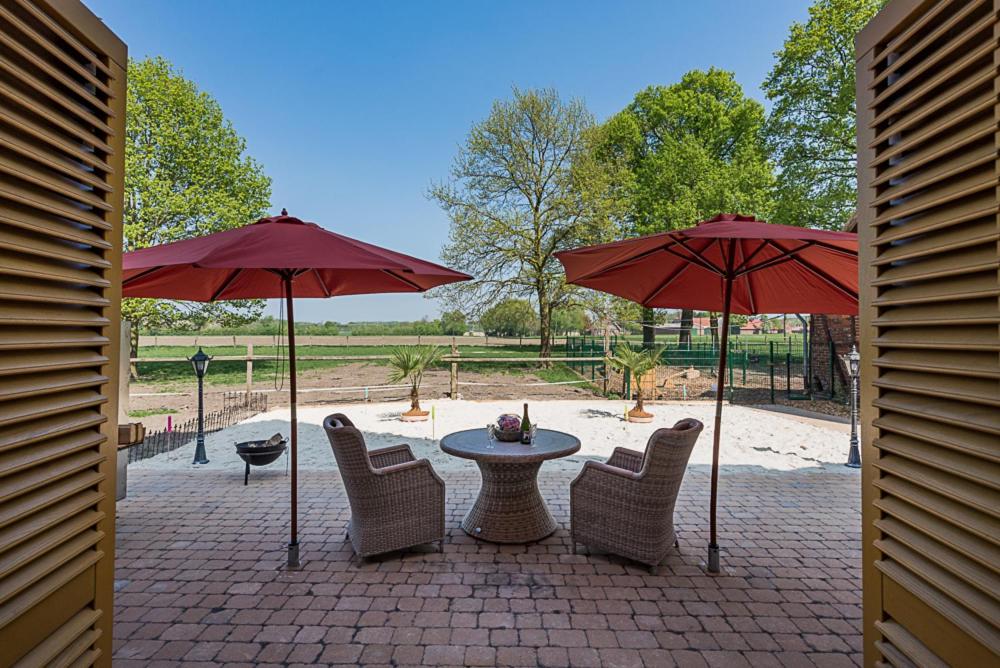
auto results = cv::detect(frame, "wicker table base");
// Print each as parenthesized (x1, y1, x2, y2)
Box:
(462, 461, 554, 543)
(440, 428, 581, 544)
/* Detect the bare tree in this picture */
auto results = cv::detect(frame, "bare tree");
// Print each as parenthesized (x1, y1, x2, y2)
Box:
(429, 88, 617, 358)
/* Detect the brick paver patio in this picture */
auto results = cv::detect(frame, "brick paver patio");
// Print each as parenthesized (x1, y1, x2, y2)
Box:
(113, 463, 861, 667)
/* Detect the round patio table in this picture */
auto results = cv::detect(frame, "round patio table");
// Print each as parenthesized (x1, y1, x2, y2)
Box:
(440, 428, 581, 543)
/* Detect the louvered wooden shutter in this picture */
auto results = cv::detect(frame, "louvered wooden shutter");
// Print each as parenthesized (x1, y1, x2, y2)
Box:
(856, 0, 1000, 665)
(0, 0, 125, 665)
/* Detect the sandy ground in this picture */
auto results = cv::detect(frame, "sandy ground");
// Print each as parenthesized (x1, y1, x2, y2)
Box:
(130, 398, 855, 476)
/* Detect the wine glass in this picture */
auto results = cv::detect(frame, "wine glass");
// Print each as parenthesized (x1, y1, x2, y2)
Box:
(485, 423, 496, 449)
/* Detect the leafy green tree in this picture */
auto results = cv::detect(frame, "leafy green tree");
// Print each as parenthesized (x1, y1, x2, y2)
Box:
(551, 306, 588, 335)
(430, 88, 617, 358)
(439, 310, 468, 336)
(124, 56, 272, 362)
(763, 0, 885, 230)
(478, 299, 539, 337)
(587, 69, 774, 345)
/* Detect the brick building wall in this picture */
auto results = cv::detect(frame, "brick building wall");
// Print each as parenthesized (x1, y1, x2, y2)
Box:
(809, 314, 858, 398)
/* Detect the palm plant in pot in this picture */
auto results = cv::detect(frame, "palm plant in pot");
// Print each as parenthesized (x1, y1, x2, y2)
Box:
(388, 345, 443, 422)
(606, 344, 665, 423)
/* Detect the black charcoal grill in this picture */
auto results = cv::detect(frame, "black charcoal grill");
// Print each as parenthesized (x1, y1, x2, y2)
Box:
(235, 434, 288, 485)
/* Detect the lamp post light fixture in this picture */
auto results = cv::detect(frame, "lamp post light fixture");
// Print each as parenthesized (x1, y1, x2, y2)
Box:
(189, 347, 212, 465)
(841, 344, 861, 469)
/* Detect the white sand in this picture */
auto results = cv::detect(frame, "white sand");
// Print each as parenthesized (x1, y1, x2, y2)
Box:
(131, 399, 853, 474)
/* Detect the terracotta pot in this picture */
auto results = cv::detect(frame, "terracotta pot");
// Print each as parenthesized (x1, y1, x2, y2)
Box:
(401, 408, 430, 422)
(627, 408, 654, 424)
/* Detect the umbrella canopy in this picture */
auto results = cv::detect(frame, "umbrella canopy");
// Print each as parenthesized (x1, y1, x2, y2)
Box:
(123, 212, 471, 567)
(557, 214, 857, 314)
(124, 211, 468, 299)
(556, 213, 858, 573)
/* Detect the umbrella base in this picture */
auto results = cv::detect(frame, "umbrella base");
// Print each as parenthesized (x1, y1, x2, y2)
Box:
(707, 543, 720, 573)
(287, 541, 301, 569)
(401, 412, 430, 422)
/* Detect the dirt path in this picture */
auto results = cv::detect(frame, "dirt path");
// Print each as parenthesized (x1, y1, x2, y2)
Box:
(128, 362, 599, 430)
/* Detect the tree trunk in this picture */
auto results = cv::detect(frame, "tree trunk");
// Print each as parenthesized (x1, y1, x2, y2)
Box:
(538, 289, 552, 365)
(641, 307, 656, 349)
(709, 313, 719, 349)
(410, 384, 421, 413)
(679, 309, 693, 349)
(129, 321, 140, 380)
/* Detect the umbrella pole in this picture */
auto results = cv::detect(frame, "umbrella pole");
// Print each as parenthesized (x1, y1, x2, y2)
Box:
(285, 275, 300, 568)
(708, 272, 734, 574)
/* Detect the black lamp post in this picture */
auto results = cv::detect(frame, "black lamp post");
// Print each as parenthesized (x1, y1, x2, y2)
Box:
(189, 347, 212, 465)
(841, 344, 861, 468)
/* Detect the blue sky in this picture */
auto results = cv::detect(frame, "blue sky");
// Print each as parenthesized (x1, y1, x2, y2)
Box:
(90, 0, 810, 322)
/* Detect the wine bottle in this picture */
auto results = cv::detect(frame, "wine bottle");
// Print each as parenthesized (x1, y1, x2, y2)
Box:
(520, 403, 532, 443)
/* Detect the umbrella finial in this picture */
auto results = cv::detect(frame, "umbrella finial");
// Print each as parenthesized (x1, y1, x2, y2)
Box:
(281, 208, 288, 216)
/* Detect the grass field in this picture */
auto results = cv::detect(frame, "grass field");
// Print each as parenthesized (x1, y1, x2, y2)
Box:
(133, 333, 804, 389)
(133, 343, 577, 387)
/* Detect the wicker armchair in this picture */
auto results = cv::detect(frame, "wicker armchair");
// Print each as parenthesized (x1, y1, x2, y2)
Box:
(323, 413, 446, 558)
(570, 418, 703, 570)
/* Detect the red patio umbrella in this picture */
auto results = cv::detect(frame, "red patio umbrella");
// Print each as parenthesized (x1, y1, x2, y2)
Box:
(556, 214, 858, 573)
(123, 211, 471, 566)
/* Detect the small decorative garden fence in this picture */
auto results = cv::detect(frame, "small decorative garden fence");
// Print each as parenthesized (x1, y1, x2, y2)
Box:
(126, 392, 268, 464)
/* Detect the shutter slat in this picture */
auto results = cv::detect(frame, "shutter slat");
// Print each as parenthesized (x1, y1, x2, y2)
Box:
(0, 510, 104, 580)
(875, 455, 1000, 517)
(872, 370, 1000, 406)
(0, 202, 112, 247)
(873, 497, 1000, 573)
(871, 244, 998, 286)
(0, 490, 103, 556)
(0, 225, 112, 268)
(0, 34, 114, 118)
(0, 328, 108, 351)
(873, 476, 1000, 545)
(0, 5, 112, 97)
(872, 218, 997, 265)
(874, 434, 1000, 489)
(0, 277, 109, 307)
(0, 430, 105, 478)
(11, 0, 111, 77)
(868, 0, 988, 89)
(872, 349, 999, 378)
(869, 63, 993, 151)
(0, 470, 103, 531)
(874, 620, 948, 668)
(873, 412, 999, 462)
(870, 10, 993, 107)
(9, 608, 102, 668)
(875, 542, 1000, 643)
(0, 548, 102, 631)
(0, 390, 107, 428)
(872, 391, 1000, 436)
(0, 100, 113, 173)
(0, 156, 112, 212)
(870, 39, 995, 128)
(0, 125, 113, 194)
(0, 66, 113, 147)
(0, 350, 108, 377)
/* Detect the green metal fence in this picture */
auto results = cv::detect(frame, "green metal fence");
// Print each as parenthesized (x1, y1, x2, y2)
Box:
(564, 335, 809, 403)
